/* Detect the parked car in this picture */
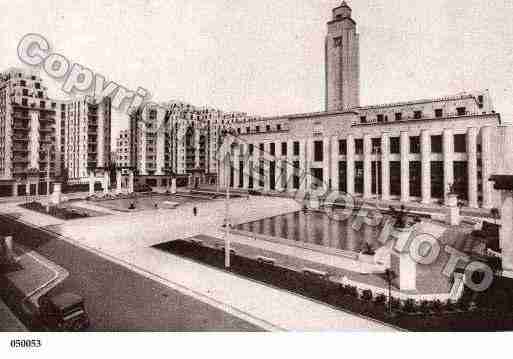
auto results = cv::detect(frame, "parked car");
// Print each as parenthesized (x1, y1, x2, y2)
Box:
(38, 293, 90, 331)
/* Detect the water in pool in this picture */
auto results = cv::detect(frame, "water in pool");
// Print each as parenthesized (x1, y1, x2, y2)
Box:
(235, 210, 386, 252)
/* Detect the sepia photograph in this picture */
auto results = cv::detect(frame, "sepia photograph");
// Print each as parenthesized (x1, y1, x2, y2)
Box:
(1, 0, 513, 356)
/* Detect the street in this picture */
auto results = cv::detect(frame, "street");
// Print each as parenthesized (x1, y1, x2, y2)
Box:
(0, 215, 262, 331)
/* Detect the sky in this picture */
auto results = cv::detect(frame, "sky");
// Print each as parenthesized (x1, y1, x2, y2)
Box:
(1, 0, 513, 143)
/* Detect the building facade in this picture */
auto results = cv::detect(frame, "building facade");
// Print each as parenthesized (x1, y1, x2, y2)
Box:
(61, 97, 111, 182)
(128, 101, 256, 186)
(115, 129, 131, 168)
(219, 2, 513, 210)
(0, 67, 65, 196)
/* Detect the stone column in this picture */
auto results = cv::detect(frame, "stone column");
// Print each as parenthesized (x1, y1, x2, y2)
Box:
(128, 171, 135, 194)
(11, 182, 18, 197)
(299, 139, 308, 193)
(421, 129, 431, 204)
(481, 126, 494, 209)
(467, 127, 479, 208)
(331, 137, 339, 193)
(400, 131, 410, 202)
(443, 128, 454, 204)
(51, 182, 62, 205)
(89, 171, 95, 196)
(500, 192, 513, 275)
(171, 178, 177, 194)
(243, 146, 250, 190)
(323, 137, 330, 192)
(346, 135, 355, 195)
(263, 143, 271, 193)
(287, 139, 294, 193)
(381, 133, 390, 201)
(305, 139, 313, 192)
(234, 146, 240, 189)
(275, 159, 283, 192)
(103, 171, 109, 195)
(25, 182, 30, 197)
(116, 170, 122, 195)
(363, 134, 372, 199)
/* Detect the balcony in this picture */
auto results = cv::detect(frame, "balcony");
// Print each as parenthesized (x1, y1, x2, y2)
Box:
(13, 136, 29, 142)
(39, 127, 54, 133)
(12, 147, 29, 153)
(12, 157, 29, 163)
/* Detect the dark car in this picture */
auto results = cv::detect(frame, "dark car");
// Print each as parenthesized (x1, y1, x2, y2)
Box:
(38, 293, 90, 331)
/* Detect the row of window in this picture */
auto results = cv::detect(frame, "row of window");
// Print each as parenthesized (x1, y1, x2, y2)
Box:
(234, 123, 284, 135)
(360, 106, 473, 124)
(338, 134, 471, 155)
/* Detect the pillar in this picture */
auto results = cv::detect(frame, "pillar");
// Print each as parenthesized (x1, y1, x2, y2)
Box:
(323, 137, 330, 192)
(51, 182, 62, 205)
(116, 171, 122, 195)
(103, 171, 109, 195)
(305, 139, 313, 192)
(89, 171, 95, 196)
(331, 137, 339, 193)
(500, 192, 513, 274)
(264, 143, 271, 192)
(346, 135, 355, 195)
(287, 139, 294, 193)
(467, 127, 479, 208)
(482, 126, 494, 209)
(128, 171, 135, 194)
(363, 134, 372, 199)
(171, 178, 177, 194)
(299, 139, 307, 193)
(443, 128, 454, 204)
(12, 182, 18, 197)
(421, 129, 431, 204)
(234, 145, 240, 189)
(25, 182, 30, 196)
(381, 133, 390, 201)
(400, 131, 409, 203)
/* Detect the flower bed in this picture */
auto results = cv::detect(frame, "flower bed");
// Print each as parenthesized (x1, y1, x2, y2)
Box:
(20, 201, 90, 220)
(155, 239, 513, 331)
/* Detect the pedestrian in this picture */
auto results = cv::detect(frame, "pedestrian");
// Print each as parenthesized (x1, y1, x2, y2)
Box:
(193, 207, 198, 216)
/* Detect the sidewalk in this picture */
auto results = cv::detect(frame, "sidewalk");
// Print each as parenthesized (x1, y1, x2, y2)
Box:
(0, 298, 26, 331)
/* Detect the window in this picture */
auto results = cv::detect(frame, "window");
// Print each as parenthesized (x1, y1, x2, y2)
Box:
(431, 135, 442, 153)
(22, 89, 28, 96)
(395, 113, 403, 121)
(266, 125, 271, 132)
(355, 139, 364, 155)
(435, 109, 443, 118)
(270, 143, 275, 156)
(314, 141, 323, 162)
(35, 82, 40, 89)
(360, 116, 367, 124)
(255, 126, 260, 132)
(334, 36, 343, 47)
(281, 142, 287, 156)
(237, 128, 241, 134)
(390, 137, 400, 154)
(40, 101, 45, 108)
(414, 111, 422, 119)
(454, 134, 467, 153)
(377, 114, 384, 123)
(259, 143, 264, 153)
(457, 107, 467, 116)
(293, 141, 300, 156)
(246, 126, 250, 133)
(277, 124, 282, 131)
(339, 139, 347, 155)
(249, 144, 254, 156)
(20, 80, 26, 86)
(372, 138, 381, 153)
(410, 136, 420, 153)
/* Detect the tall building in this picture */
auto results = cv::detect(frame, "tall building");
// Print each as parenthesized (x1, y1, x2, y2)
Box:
(219, 2, 513, 211)
(0, 67, 65, 196)
(115, 129, 131, 168)
(61, 97, 111, 182)
(325, 1, 360, 111)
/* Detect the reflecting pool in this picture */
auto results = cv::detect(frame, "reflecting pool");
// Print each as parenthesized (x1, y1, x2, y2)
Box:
(235, 210, 387, 252)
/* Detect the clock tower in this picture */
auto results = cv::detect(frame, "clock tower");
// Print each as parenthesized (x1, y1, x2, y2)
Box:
(325, 1, 360, 111)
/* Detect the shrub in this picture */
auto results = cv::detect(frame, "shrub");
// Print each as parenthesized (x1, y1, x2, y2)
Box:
(390, 297, 401, 310)
(343, 285, 358, 298)
(419, 300, 431, 314)
(374, 293, 387, 305)
(361, 289, 373, 302)
(432, 299, 443, 312)
(444, 299, 454, 312)
(402, 299, 416, 313)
